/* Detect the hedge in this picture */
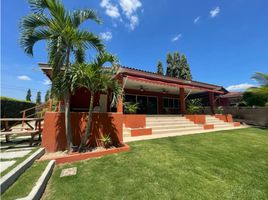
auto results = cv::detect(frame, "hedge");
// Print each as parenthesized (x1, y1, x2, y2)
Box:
(1, 96, 36, 118)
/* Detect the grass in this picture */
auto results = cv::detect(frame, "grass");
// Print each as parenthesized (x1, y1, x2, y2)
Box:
(1, 161, 49, 200)
(43, 128, 268, 200)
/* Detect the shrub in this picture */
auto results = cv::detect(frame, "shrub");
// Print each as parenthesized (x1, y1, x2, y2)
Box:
(1, 96, 36, 118)
(215, 106, 224, 114)
(124, 102, 139, 114)
(243, 92, 268, 107)
(99, 134, 112, 148)
(187, 99, 202, 114)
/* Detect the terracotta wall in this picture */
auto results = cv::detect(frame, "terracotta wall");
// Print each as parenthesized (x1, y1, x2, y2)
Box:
(185, 114, 206, 124)
(42, 112, 124, 152)
(124, 114, 146, 128)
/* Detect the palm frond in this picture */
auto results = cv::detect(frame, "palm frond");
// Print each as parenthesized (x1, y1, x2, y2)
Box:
(71, 9, 101, 28)
(20, 29, 51, 55)
(28, 0, 50, 14)
(20, 13, 50, 34)
(252, 72, 268, 86)
(74, 30, 105, 53)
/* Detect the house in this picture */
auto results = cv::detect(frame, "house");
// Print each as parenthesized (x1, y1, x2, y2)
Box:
(40, 64, 231, 114)
(39, 64, 240, 152)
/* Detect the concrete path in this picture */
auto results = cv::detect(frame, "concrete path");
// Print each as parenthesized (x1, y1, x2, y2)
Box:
(0, 161, 16, 173)
(0, 150, 31, 159)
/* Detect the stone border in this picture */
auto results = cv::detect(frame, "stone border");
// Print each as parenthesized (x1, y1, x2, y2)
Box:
(16, 160, 55, 200)
(0, 148, 45, 194)
(42, 144, 130, 164)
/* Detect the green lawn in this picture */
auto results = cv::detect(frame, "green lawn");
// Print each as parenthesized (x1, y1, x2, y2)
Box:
(43, 128, 268, 200)
(2, 161, 49, 200)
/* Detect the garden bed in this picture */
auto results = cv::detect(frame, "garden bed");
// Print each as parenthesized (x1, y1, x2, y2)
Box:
(41, 144, 130, 164)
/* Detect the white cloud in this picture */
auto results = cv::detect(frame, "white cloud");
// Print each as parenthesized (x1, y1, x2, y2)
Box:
(119, 0, 142, 17)
(17, 75, 31, 81)
(100, 0, 121, 18)
(120, 0, 142, 30)
(210, 6, 220, 18)
(100, 0, 142, 30)
(99, 31, 113, 41)
(43, 79, 51, 85)
(171, 34, 182, 42)
(226, 83, 256, 91)
(194, 16, 200, 23)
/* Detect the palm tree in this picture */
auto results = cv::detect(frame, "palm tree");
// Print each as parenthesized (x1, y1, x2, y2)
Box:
(249, 72, 268, 95)
(68, 53, 122, 151)
(20, 0, 104, 150)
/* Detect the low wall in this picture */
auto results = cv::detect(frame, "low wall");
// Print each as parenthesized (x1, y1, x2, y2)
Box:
(42, 112, 124, 152)
(124, 114, 146, 128)
(185, 115, 206, 124)
(204, 107, 268, 127)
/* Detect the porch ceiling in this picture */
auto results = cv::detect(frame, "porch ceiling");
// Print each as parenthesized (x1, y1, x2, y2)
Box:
(124, 77, 205, 95)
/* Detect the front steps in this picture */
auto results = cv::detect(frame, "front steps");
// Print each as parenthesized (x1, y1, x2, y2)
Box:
(123, 115, 245, 142)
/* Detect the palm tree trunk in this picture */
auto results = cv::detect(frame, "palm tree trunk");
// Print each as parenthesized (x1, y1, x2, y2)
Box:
(79, 93, 94, 151)
(64, 47, 73, 151)
(64, 91, 73, 150)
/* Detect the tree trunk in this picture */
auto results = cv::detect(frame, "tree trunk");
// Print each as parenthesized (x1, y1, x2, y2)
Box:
(64, 46, 73, 151)
(64, 91, 73, 150)
(79, 93, 94, 151)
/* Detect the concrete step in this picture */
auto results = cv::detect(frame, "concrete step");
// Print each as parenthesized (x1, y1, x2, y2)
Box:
(146, 119, 190, 123)
(146, 121, 195, 126)
(148, 124, 199, 130)
(152, 126, 203, 134)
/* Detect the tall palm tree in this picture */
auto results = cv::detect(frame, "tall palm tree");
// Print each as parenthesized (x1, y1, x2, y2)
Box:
(68, 53, 122, 151)
(20, 0, 104, 150)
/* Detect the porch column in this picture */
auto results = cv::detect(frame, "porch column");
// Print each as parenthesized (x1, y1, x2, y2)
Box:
(209, 92, 215, 114)
(179, 88, 186, 115)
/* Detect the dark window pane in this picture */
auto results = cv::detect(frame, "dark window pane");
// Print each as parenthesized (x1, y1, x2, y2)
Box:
(169, 99, 174, 108)
(174, 99, 179, 108)
(164, 98, 169, 107)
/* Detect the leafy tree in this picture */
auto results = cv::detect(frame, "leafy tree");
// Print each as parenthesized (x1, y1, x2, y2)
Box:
(67, 53, 122, 151)
(26, 89, 32, 101)
(179, 55, 192, 81)
(45, 89, 50, 102)
(173, 52, 180, 78)
(36, 91, 42, 104)
(244, 72, 268, 107)
(157, 61, 164, 75)
(20, 0, 104, 151)
(243, 91, 267, 107)
(166, 53, 173, 76)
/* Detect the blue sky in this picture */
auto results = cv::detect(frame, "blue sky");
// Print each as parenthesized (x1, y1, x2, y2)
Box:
(1, 0, 268, 101)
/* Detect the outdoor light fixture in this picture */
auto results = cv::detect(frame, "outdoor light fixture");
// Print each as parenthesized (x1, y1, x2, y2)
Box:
(162, 89, 167, 94)
(140, 86, 144, 92)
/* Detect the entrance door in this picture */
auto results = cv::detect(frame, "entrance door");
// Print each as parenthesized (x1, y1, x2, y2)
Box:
(147, 97, 157, 114)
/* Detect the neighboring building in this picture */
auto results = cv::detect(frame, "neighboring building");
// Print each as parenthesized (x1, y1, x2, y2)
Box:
(218, 92, 243, 106)
(40, 64, 233, 114)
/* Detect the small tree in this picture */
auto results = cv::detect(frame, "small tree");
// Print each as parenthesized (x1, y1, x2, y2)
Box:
(179, 55, 192, 81)
(68, 53, 122, 151)
(26, 89, 32, 101)
(36, 91, 42, 104)
(157, 61, 164, 75)
(166, 53, 173, 76)
(45, 90, 50, 102)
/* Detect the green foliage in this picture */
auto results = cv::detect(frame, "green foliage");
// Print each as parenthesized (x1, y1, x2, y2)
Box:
(124, 102, 139, 114)
(187, 99, 202, 114)
(99, 134, 112, 148)
(247, 72, 268, 98)
(166, 53, 173, 76)
(36, 91, 42, 104)
(173, 52, 180, 78)
(26, 89, 32, 101)
(215, 106, 224, 114)
(156, 61, 164, 75)
(179, 55, 192, 81)
(0, 96, 36, 118)
(45, 89, 50, 102)
(243, 91, 268, 107)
